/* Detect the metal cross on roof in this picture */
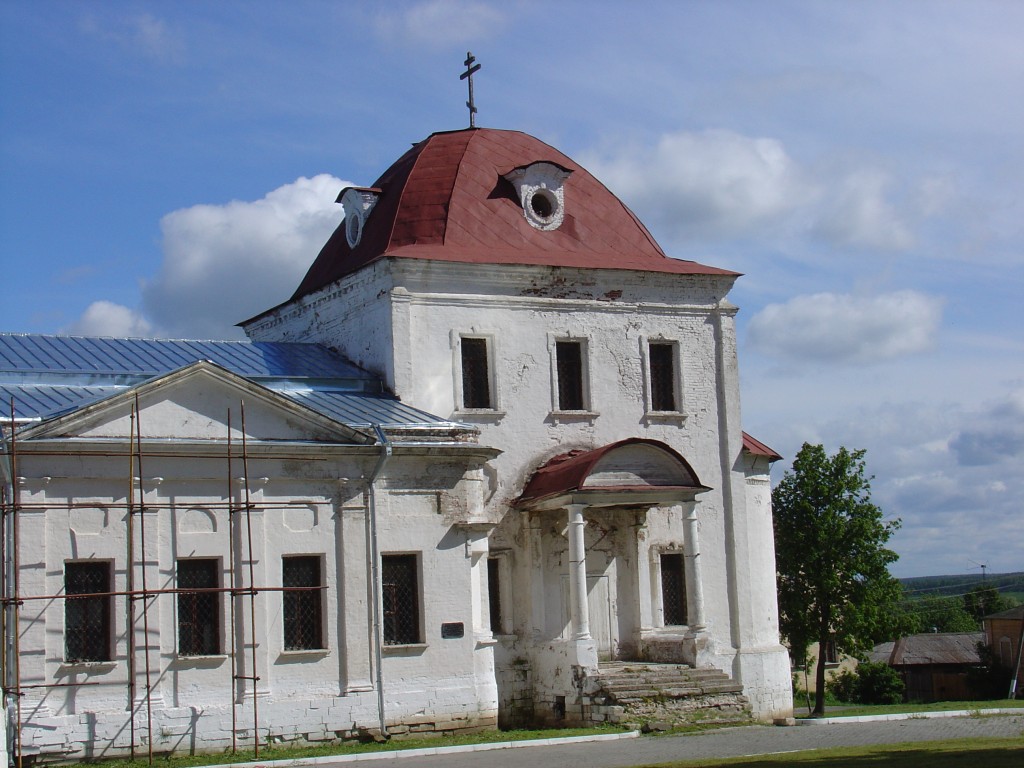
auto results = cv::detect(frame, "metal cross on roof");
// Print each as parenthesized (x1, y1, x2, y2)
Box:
(460, 51, 481, 128)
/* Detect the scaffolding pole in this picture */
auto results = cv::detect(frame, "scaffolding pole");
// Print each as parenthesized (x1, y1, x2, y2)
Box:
(1, 420, 8, 765)
(132, 399, 155, 765)
(0, 397, 326, 763)
(227, 410, 238, 755)
(9, 400, 23, 768)
(240, 402, 260, 757)
(126, 404, 137, 761)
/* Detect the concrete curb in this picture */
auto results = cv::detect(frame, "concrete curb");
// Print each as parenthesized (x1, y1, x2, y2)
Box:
(795, 707, 1023, 725)
(200, 729, 641, 768)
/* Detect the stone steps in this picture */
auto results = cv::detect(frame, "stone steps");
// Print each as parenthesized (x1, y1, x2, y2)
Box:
(588, 662, 751, 728)
(594, 663, 743, 702)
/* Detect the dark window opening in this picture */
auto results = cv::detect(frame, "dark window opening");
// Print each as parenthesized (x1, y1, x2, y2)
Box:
(487, 557, 502, 633)
(177, 559, 220, 656)
(382, 554, 420, 645)
(649, 342, 677, 411)
(65, 561, 111, 662)
(661, 553, 687, 626)
(283, 556, 323, 651)
(530, 191, 554, 219)
(461, 337, 492, 409)
(556, 340, 585, 411)
(823, 637, 839, 665)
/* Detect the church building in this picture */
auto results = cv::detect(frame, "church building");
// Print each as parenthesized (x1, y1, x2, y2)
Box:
(0, 125, 793, 762)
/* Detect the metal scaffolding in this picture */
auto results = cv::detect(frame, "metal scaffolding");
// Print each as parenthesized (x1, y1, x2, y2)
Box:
(0, 399, 325, 765)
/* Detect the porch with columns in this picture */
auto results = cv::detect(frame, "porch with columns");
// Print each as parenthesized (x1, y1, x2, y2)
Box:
(515, 439, 712, 672)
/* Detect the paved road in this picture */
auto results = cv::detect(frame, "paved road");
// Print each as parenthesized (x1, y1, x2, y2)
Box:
(324, 714, 1024, 768)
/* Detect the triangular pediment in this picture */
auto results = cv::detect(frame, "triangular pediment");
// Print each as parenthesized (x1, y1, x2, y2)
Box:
(18, 360, 372, 445)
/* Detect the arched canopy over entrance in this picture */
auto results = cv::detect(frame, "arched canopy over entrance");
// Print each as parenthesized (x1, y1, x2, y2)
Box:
(515, 438, 710, 512)
(514, 440, 711, 668)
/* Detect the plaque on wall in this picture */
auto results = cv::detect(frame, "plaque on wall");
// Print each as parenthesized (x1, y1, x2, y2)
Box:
(440, 622, 464, 639)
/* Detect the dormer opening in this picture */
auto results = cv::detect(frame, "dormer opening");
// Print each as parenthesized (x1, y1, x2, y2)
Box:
(338, 186, 382, 248)
(503, 161, 572, 231)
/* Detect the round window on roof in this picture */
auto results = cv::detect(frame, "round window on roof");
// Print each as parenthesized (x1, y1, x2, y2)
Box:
(346, 212, 362, 248)
(531, 190, 555, 219)
(527, 188, 559, 226)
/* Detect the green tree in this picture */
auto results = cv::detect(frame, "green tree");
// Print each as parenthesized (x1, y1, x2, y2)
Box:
(899, 594, 978, 633)
(826, 661, 905, 705)
(963, 584, 1013, 625)
(773, 443, 902, 716)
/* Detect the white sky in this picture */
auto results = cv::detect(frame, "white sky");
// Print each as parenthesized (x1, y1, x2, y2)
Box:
(1, 0, 1022, 578)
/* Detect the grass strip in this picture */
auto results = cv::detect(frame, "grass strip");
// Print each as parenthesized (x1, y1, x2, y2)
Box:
(797, 699, 1024, 719)
(89, 724, 629, 767)
(639, 736, 1024, 768)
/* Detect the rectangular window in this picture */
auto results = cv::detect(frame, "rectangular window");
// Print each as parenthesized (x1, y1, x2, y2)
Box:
(65, 561, 111, 662)
(660, 553, 687, 626)
(382, 554, 421, 645)
(823, 637, 839, 665)
(177, 559, 220, 656)
(282, 556, 324, 651)
(556, 340, 585, 411)
(461, 337, 492, 409)
(487, 556, 502, 633)
(649, 342, 677, 411)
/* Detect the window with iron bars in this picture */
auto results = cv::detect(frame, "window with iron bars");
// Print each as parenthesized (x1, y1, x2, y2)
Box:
(460, 337, 492, 409)
(382, 554, 421, 645)
(177, 558, 220, 656)
(660, 553, 688, 626)
(282, 556, 324, 651)
(648, 341, 677, 412)
(555, 340, 585, 411)
(65, 561, 112, 662)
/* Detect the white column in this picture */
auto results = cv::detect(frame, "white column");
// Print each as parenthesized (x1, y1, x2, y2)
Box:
(466, 529, 489, 638)
(684, 506, 706, 630)
(528, 513, 546, 641)
(567, 503, 590, 641)
(637, 527, 654, 632)
(340, 501, 372, 691)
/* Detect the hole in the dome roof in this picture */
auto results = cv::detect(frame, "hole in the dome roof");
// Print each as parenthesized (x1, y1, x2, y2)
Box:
(530, 189, 556, 220)
(346, 213, 362, 248)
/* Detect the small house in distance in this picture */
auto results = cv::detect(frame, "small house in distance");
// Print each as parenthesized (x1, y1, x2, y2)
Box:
(869, 633, 985, 702)
(1, 125, 794, 762)
(983, 604, 1024, 688)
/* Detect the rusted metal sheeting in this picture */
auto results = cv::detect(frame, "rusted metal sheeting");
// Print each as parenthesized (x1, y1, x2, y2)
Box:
(742, 431, 783, 461)
(886, 632, 985, 666)
(290, 127, 738, 302)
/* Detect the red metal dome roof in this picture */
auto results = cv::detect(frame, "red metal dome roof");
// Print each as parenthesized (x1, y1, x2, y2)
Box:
(292, 128, 736, 300)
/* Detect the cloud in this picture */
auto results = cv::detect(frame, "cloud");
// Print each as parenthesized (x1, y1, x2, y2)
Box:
(78, 12, 185, 63)
(56, 265, 98, 286)
(66, 301, 152, 338)
(747, 290, 944, 364)
(375, 1, 504, 46)
(581, 129, 815, 239)
(812, 168, 915, 250)
(753, 394, 1024, 576)
(67, 175, 351, 339)
(949, 389, 1024, 467)
(915, 175, 956, 218)
(581, 130, 934, 254)
(136, 174, 349, 339)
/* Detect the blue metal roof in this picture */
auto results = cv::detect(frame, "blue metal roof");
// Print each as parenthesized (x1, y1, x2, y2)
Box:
(0, 334, 464, 431)
(287, 390, 455, 429)
(0, 334, 375, 380)
(0, 384, 122, 421)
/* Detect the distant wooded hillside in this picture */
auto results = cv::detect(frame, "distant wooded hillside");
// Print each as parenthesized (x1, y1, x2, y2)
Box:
(900, 571, 1024, 602)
